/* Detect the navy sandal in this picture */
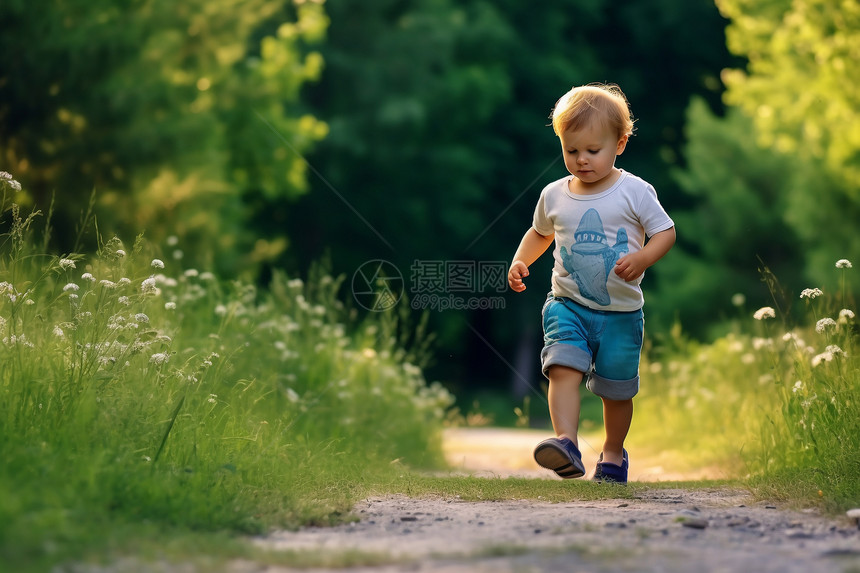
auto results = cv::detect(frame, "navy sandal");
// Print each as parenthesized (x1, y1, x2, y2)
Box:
(592, 449, 629, 484)
(533, 437, 586, 479)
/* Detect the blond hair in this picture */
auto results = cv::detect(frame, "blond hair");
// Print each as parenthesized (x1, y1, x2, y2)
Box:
(551, 84, 634, 139)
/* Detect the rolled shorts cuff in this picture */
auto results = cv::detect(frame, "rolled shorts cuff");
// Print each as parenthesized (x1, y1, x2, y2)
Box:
(540, 342, 591, 379)
(586, 370, 639, 400)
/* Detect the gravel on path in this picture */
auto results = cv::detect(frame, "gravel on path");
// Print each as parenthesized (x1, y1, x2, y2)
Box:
(248, 428, 860, 572)
(254, 489, 860, 573)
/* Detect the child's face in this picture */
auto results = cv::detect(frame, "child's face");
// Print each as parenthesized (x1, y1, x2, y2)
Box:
(559, 122, 628, 192)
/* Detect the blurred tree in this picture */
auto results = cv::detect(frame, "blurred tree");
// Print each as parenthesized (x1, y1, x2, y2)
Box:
(655, 98, 806, 336)
(578, 0, 739, 207)
(282, 0, 737, 391)
(0, 0, 327, 274)
(717, 0, 860, 189)
(714, 0, 860, 286)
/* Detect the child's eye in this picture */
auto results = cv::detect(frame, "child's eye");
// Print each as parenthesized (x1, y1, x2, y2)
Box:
(588, 149, 600, 154)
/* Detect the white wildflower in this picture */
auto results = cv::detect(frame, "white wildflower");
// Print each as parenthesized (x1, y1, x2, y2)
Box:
(151, 259, 165, 269)
(99, 280, 117, 289)
(199, 272, 215, 281)
(8, 180, 21, 191)
(731, 293, 746, 307)
(164, 301, 176, 310)
(166, 235, 179, 246)
(4, 334, 34, 348)
(214, 304, 227, 316)
(53, 325, 64, 337)
(118, 296, 130, 306)
(118, 277, 131, 286)
(116, 249, 126, 258)
(172, 250, 183, 260)
(149, 352, 170, 365)
(800, 288, 823, 299)
(753, 307, 776, 320)
(207, 394, 217, 404)
(825, 344, 846, 357)
(183, 269, 199, 278)
(815, 318, 837, 333)
(135, 313, 149, 324)
(59, 259, 76, 270)
(287, 278, 303, 289)
(63, 283, 80, 292)
(812, 352, 833, 367)
(835, 259, 853, 269)
(141, 277, 159, 294)
(752, 337, 772, 350)
(0, 171, 11, 180)
(792, 380, 803, 394)
(838, 309, 855, 323)
(107, 315, 125, 330)
(81, 273, 96, 283)
(285, 388, 300, 403)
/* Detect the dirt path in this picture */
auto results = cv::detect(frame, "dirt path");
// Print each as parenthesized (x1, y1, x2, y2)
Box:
(440, 427, 720, 481)
(250, 428, 860, 572)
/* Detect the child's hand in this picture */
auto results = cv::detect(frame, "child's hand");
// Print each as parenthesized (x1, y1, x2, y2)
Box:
(508, 260, 529, 292)
(614, 253, 646, 282)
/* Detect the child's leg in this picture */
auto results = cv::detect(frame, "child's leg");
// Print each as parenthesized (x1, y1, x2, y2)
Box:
(601, 397, 633, 466)
(547, 365, 584, 446)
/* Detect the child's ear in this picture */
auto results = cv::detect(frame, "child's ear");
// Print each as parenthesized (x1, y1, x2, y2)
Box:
(616, 134, 629, 155)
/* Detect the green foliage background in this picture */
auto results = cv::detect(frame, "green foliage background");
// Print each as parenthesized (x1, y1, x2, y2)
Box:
(2, 0, 328, 275)
(2, 2, 860, 567)
(2, 0, 859, 396)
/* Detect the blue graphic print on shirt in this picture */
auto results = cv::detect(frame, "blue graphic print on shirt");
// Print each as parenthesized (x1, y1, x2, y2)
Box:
(559, 208, 628, 306)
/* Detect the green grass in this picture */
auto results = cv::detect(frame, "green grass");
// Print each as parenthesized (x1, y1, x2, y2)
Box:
(0, 196, 453, 571)
(630, 262, 859, 511)
(1, 183, 858, 571)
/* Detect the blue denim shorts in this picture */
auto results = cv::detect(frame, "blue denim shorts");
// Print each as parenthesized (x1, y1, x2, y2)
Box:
(540, 294, 643, 400)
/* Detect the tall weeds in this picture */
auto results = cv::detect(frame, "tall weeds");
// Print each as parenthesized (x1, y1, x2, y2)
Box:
(633, 260, 858, 508)
(0, 185, 452, 568)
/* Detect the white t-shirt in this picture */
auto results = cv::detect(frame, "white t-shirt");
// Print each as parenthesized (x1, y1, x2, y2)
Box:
(532, 170, 674, 311)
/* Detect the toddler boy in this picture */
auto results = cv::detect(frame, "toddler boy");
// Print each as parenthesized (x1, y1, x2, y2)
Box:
(508, 83, 676, 483)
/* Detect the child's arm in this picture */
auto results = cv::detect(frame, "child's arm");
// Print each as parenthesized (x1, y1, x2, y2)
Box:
(508, 228, 555, 292)
(614, 226, 676, 282)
